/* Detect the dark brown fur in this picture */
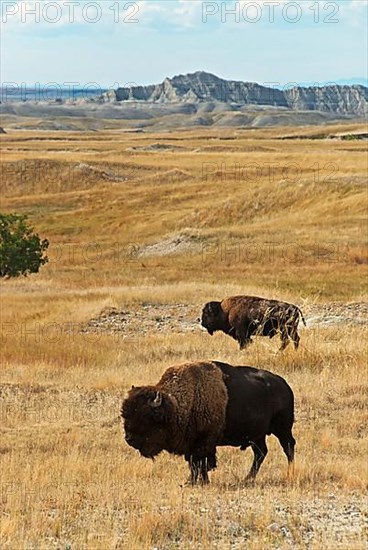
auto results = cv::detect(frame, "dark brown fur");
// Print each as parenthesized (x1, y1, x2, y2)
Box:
(121, 361, 295, 485)
(122, 362, 228, 484)
(201, 295, 306, 351)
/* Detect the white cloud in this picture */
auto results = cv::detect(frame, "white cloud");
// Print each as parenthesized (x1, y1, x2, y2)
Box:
(338, 0, 368, 28)
(1, 0, 366, 34)
(0, 0, 195, 35)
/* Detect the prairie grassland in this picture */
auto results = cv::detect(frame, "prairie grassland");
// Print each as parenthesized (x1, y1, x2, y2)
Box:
(0, 124, 367, 549)
(1, 124, 367, 296)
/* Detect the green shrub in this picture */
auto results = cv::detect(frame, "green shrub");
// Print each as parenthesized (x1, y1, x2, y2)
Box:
(0, 213, 49, 278)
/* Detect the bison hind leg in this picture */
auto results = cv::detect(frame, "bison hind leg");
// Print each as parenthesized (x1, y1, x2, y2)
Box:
(292, 332, 300, 350)
(289, 327, 300, 349)
(280, 434, 296, 479)
(281, 434, 295, 465)
(279, 327, 290, 351)
(272, 424, 296, 476)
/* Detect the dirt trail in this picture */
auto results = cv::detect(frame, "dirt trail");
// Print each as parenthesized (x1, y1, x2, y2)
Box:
(82, 302, 367, 336)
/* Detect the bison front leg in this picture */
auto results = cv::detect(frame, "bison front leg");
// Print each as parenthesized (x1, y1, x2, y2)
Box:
(239, 338, 253, 350)
(187, 455, 200, 485)
(245, 437, 268, 481)
(236, 328, 252, 350)
(186, 456, 209, 486)
(199, 457, 210, 485)
(186, 450, 216, 486)
(199, 451, 217, 484)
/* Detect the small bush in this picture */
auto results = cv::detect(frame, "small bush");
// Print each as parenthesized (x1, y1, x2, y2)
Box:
(0, 213, 49, 278)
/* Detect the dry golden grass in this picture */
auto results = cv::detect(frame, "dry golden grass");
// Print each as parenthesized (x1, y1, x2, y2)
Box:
(1, 124, 367, 296)
(0, 124, 367, 548)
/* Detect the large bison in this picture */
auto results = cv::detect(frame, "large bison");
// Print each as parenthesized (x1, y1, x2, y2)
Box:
(201, 295, 306, 351)
(121, 361, 295, 485)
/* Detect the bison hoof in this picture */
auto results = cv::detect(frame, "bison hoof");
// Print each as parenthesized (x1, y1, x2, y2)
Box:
(183, 478, 195, 488)
(239, 339, 253, 350)
(244, 474, 257, 484)
(183, 477, 210, 487)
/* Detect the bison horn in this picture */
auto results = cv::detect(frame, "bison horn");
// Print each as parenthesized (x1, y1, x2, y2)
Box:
(151, 391, 162, 408)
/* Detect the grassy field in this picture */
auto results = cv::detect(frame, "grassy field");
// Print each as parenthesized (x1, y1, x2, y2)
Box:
(0, 124, 367, 549)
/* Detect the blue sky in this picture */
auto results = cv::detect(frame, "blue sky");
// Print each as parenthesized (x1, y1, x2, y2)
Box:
(1, 0, 367, 88)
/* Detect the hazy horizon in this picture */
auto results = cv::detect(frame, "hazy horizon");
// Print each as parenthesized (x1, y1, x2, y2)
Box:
(1, 72, 367, 103)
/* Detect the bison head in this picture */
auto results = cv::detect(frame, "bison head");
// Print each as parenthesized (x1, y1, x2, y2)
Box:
(201, 301, 226, 335)
(121, 386, 174, 459)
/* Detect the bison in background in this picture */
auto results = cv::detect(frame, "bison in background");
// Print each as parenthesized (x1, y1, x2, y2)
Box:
(121, 361, 295, 485)
(201, 295, 306, 351)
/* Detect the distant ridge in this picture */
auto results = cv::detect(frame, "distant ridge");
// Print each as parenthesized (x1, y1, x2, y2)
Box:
(1, 71, 367, 130)
(103, 71, 367, 116)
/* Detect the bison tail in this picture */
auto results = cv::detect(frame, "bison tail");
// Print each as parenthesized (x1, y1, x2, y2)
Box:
(297, 307, 307, 326)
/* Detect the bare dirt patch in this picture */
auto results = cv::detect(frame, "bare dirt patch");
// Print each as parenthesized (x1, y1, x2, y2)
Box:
(75, 162, 126, 182)
(126, 143, 189, 152)
(83, 303, 199, 337)
(303, 302, 368, 327)
(134, 233, 202, 258)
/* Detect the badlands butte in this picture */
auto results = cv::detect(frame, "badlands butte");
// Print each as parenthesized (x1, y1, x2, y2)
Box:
(1, 71, 367, 132)
(0, 71, 367, 549)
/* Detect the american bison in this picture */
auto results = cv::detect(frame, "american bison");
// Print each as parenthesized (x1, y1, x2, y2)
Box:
(121, 361, 295, 485)
(201, 295, 306, 351)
